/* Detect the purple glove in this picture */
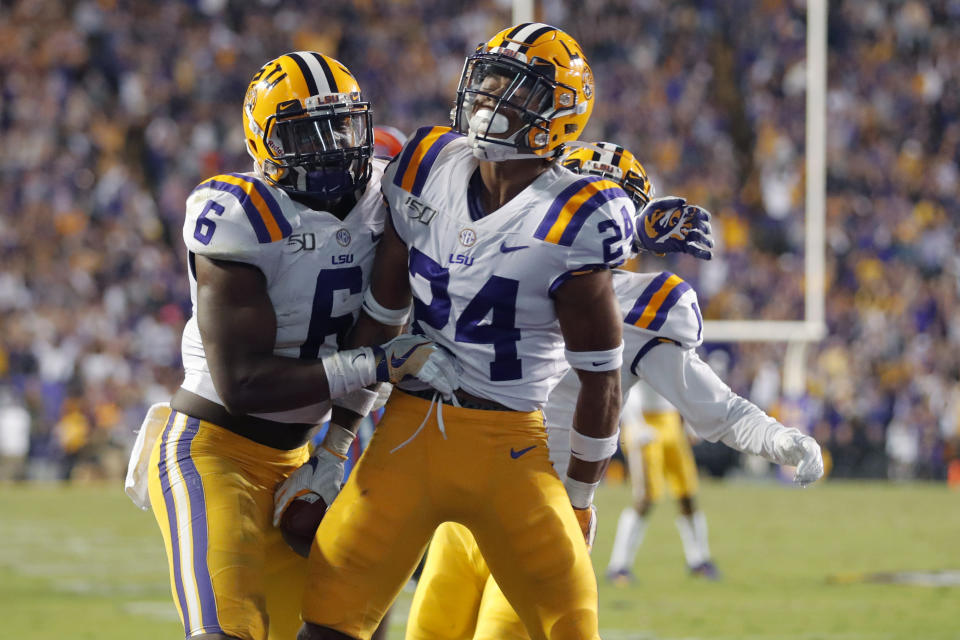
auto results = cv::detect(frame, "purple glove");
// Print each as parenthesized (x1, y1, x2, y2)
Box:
(637, 196, 714, 260)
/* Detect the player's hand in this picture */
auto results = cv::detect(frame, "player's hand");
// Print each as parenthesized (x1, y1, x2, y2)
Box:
(773, 429, 824, 487)
(637, 196, 714, 260)
(273, 447, 345, 527)
(573, 504, 598, 552)
(373, 334, 460, 396)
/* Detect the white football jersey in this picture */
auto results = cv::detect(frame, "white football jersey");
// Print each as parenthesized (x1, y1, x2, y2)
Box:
(179, 161, 388, 424)
(381, 126, 635, 412)
(545, 269, 794, 467)
(545, 268, 702, 430)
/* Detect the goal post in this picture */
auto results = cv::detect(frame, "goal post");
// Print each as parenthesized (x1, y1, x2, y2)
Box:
(511, 0, 828, 394)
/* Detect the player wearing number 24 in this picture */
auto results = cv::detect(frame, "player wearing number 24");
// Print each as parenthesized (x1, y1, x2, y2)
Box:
(126, 52, 455, 640)
(291, 23, 632, 640)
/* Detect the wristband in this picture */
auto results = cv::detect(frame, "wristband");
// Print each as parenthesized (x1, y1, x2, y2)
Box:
(333, 386, 379, 417)
(321, 423, 355, 460)
(564, 476, 600, 510)
(362, 288, 411, 326)
(564, 342, 623, 372)
(570, 429, 620, 462)
(321, 347, 378, 399)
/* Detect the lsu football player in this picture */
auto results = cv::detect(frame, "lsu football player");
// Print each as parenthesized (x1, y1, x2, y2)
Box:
(403, 142, 824, 640)
(128, 52, 455, 640)
(608, 381, 719, 584)
(293, 24, 634, 640)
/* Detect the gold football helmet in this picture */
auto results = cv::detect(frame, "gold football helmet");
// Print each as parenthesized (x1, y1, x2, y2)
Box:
(561, 141, 653, 210)
(242, 52, 373, 200)
(452, 23, 595, 160)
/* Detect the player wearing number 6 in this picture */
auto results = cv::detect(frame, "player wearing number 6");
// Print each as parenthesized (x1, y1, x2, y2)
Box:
(126, 52, 455, 640)
(295, 23, 632, 640)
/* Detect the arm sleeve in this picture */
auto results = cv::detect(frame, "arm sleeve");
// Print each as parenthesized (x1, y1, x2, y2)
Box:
(635, 341, 794, 462)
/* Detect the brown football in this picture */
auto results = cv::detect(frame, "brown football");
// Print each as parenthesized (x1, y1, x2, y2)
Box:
(279, 496, 327, 558)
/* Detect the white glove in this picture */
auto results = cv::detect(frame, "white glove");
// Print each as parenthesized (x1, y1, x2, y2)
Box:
(273, 447, 345, 527)
(374, 334, 460, 397)
(773, 429, 824, 487)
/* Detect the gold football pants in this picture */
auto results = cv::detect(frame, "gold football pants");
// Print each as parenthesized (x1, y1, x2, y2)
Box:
(301, 391, 600, 640)
(147, 407, 310, 640)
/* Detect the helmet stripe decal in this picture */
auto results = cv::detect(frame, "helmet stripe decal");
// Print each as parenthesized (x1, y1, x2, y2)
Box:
(505, 23, 532, 40)
(308, 52, 341, 93)
(516, 25, 555, 53)
(503, 22, 553, 52)
(287, 53, 320, 96)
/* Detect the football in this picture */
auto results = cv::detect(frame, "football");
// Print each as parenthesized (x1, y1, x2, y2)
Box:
(279, 496, 328, 558)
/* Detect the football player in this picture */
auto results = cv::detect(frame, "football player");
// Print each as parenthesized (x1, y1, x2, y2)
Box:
(403, 141, 824, 640)
(292, 24, 632, 640)
(128, 52, 455, 640)
(608, 381, 719, 584)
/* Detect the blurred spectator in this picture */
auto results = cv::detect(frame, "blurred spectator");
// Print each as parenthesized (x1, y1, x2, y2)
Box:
(0, 0, 957, 482)
(0, 386, 31, 482)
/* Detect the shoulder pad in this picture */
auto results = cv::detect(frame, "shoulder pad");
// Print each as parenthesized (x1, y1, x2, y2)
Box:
(382, 126, 462, 198)
(534, 175, 635, 273)
(616, 271, 703, 348)
(184, 173, 294, 259)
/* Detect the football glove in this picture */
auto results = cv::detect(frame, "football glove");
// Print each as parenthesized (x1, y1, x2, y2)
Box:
(574, 504, 598, 552)
(373, 334, 460, 397)
(273, 446, 345, 527)
(772, 429, 824, 487)
(637, 196, 714, 260)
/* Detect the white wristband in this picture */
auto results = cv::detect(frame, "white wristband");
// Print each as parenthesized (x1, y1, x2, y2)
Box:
(570, 429, 620, 462)
(564, 476, 600, 509)
(363, 288, 410, 326)
(565, 341, 624, 372)
(321, 347, 378, 399)
(333, 386, 379, 417)
(321, 423, 356, 459)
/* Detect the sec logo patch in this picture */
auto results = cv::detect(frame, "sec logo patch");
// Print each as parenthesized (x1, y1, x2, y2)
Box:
(459, 228, 477, 247)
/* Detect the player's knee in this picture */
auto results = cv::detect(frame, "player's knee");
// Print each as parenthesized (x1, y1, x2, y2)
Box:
(297, 622, 357, 640)
(678, 496, 696, 515)
(635, 499, 653, 516)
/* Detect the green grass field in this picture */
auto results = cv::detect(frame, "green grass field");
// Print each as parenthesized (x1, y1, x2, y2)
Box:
(1, 480, 958, 639)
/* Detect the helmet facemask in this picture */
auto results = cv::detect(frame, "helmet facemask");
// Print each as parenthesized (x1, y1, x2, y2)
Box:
(453, 53, 576, 161)
(256, 93, 373, 202)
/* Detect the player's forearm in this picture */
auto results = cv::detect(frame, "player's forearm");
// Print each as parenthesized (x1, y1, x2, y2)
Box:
(565, 369, 620, 487)
(212, 354, 369, 414)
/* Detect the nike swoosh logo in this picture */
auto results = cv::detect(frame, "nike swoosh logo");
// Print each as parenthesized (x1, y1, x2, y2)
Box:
(352, 352, 367, 364)
(390, 343, 426, 368)
(510, 445, 536, 459)
(591, 360, 610, 367)
(499, 242, 529, 253)
(371, 231, 383, 243)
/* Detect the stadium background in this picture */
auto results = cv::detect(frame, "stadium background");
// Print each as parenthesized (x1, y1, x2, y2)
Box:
(0, 1, 958, 638)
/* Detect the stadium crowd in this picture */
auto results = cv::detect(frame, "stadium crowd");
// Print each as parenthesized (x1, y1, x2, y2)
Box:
(0, 0, 957, 483)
